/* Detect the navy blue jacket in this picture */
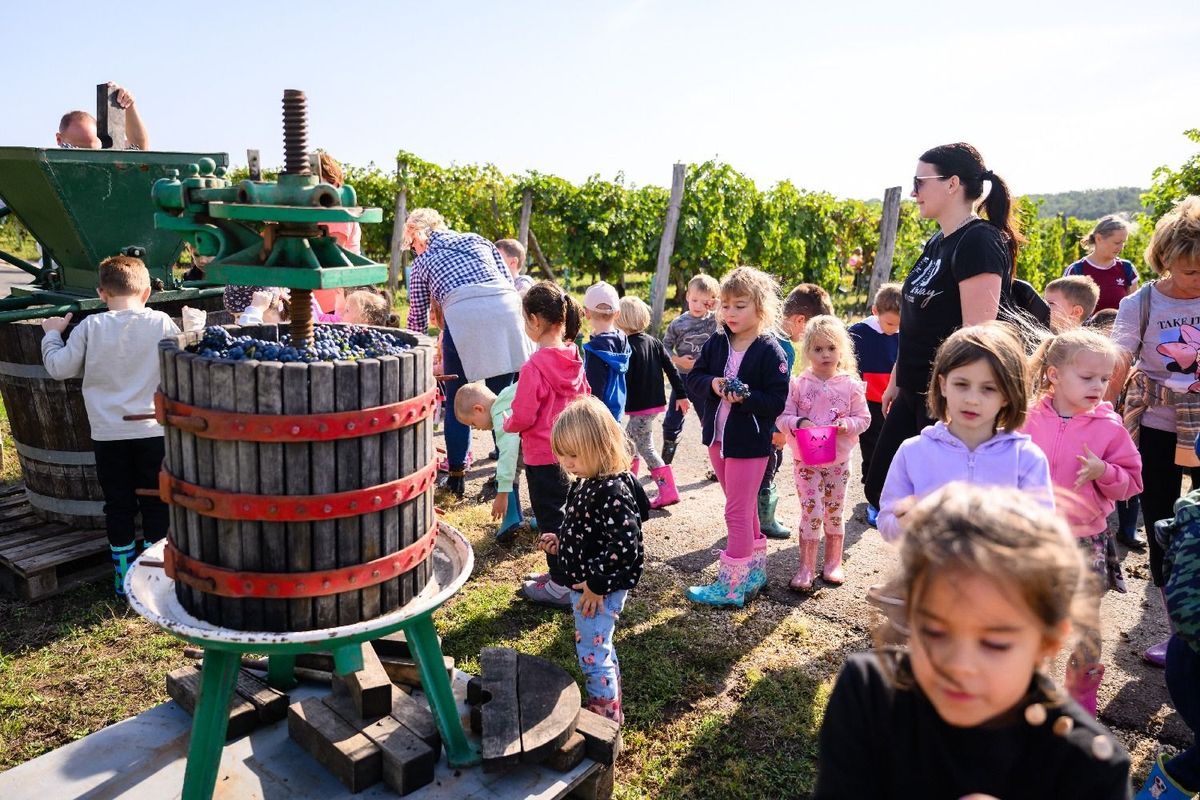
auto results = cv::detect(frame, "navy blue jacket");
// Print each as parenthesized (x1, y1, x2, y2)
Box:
(685, 328, 789, 458)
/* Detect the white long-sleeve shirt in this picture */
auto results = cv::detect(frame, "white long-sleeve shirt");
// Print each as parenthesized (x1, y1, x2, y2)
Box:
(41, 308, 180, 441)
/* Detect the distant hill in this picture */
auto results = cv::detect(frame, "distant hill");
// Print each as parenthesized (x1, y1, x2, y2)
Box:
(1023, 187, 1147, 219)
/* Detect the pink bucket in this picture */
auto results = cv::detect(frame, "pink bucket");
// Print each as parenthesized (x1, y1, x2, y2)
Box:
(793, 425, 838, 466)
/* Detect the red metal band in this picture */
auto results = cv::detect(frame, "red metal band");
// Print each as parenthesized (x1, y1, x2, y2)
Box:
(163, 520, 438, 599)
(153, 386, 437, 442)
(157, 461, 436, 521)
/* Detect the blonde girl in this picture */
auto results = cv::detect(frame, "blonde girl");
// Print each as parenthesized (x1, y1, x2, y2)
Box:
(876, 322, 1053, 543)
(816, 485, 1130, 798)
(776, 315, 871, 590)
(683, 267, 790, 607)
(543, 396, 648, 723)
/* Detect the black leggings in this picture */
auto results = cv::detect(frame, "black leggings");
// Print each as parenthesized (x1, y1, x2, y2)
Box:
(1140, 425, 1200, 586)
(864, 388, 933, 510)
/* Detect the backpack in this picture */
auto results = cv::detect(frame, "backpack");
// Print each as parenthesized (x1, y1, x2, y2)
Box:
(1156, 488, 1200, 654)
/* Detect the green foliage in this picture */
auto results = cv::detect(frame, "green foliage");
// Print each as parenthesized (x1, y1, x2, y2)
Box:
(674, 160, 758, 279)
(1025, 187, 1147, 219)
(1143, 129, 1200, 221)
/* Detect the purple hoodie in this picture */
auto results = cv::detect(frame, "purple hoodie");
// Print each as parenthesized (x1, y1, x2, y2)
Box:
(877, 422, 1054, 543)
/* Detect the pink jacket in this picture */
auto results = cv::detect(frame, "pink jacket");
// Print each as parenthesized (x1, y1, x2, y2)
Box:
(1021, 396, 1144, 537)
(776, 370, 871, 466)
(503, 343, 590, 465)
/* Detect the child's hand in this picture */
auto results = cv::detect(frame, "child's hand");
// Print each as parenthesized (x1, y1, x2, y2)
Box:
(1074, 444, 1106, 489)
(893, 495, 918, 526)
(572, 582, 605, 618)
(250, 290, 273, 310)
(771, 431, 786, 448)
(537, 533, 559, 555)
(491, 492, 509, 522)
(41, 313, 72, 335)
(834, 418, 848, 432)
(796, 418, 814, 429)
(679, 355, 696, 371)
(711, 377, 724, 397)
(676, 398, 691, 415)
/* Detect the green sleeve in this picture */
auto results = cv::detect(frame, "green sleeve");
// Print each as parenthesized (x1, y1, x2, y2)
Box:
(492, 383, 521, 494)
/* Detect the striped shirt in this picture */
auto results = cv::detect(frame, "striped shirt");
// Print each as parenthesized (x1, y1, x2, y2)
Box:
(405, 230, 513, 333)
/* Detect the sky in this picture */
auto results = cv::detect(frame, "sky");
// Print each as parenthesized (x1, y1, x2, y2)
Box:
(7, 0, 1198, 200)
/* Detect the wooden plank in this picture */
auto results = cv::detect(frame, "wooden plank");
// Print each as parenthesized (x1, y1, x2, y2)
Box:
(165, 665, 259, 740)
(545, 731, 586, 773)
(256, 362, 288, 632)
(574, 709, 622, 766)
(309, 362, 337, 629)
(5, 528, 106, 565)
(358, 358, 382, 621)
(518, 188, 533, 251)
(233, 668, 289, 723)
(379, 356, 401, 613)
(387, 159, 408, 297)
(370, 630, 442, 661)
(288, 696, 382, 793)
(12, 533, 108, 573)
(283, 362, 313, 630)
(15, 561, 110, 602)
(480, 647, 521, 772)
(334, 360, 361, 626)
(332, 642, 393, 719)
(518, 652, 581, 764)
(388, 687, 442, 753)
(191, 356, 221, 621)
(234, 360, 264, 631)
(209, 361, 242, 629)
(568, 765, 615, 800)
(321, 692, 436, 796)
(172, 348, 201, 614)
(649, 162, 686, 336)
(867, 186, 903, 304)
(292, 652, 444, 689)
(0, 521, 80, 556)
(397, 352, 416, 606)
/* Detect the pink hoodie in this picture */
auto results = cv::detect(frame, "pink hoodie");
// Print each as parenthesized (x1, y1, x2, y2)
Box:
(503, 343, 590, 465)
(1021, 396, 1144, 538)
(776, 370, 871, 466)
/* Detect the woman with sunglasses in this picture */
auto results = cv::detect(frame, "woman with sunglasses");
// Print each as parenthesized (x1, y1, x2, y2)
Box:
(863, 142, 1022, 517)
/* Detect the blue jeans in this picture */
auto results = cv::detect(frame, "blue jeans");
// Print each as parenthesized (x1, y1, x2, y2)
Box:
(571, 589, 628, 705)
(662, 384, 699, 442)
(440, 325, 517, 470)
(1166, 635, 1200, 789)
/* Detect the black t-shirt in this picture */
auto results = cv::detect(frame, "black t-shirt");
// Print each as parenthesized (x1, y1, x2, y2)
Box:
(815, 652, 1131, 800)
(897, 220, 1012, 392)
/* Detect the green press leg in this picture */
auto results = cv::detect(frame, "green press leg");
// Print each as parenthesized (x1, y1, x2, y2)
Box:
(406, 614, 480, 767)
(266, 654, 297, 690)
(181, 649, 240, 800)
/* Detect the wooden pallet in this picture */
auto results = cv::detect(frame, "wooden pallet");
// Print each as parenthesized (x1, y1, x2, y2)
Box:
(0, 483, 115, 601)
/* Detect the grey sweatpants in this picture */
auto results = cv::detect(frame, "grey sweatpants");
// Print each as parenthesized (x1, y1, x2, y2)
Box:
(625, 413, 665, 470)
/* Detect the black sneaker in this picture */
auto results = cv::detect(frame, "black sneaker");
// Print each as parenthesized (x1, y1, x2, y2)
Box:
(661, 439, 678, 465)
(446, 471, 465, 498)
(1116, 527, 1146, 550)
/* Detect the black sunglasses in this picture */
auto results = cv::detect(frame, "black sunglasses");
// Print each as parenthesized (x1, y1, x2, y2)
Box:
(912, 175, 948, 193)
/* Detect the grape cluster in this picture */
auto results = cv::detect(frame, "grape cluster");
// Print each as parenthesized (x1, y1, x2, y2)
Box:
(188, 325, 411, 363)
(721, 377, 751, 398)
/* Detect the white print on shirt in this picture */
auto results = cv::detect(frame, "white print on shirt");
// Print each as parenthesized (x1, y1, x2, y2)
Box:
(905, 256, 944, 308)
(1155, 322, 1200, 393)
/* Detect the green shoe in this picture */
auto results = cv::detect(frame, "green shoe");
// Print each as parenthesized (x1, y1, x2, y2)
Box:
(110, 542, 138, 599)
(758, 485, 791, 539)
(686, 552, 751, 607)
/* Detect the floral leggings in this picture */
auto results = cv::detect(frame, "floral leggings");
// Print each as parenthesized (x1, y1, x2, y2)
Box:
(571, 589, 628, 718)
(625, 413, 664, 470)
(794, 462, 850, 542)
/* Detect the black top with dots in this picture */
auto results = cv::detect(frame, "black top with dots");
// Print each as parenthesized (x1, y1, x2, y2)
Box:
(556, 473, 648, 596)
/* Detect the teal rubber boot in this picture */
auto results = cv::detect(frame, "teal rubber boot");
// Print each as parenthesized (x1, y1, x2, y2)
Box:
(758, 485, 791, 539)
(686, 551, 752, 608)
(745, 538, 769, 599)
(1135, 755, 1195, 799)
(110, 542, 138, 599)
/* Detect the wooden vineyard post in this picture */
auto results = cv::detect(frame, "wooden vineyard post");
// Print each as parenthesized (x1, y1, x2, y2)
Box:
(867, 186, 902, 306)
(518, 188, 533, 252)
(388, 159, 408, 296)
(650, 163, 686, 336)
(527, 229, 557, 283)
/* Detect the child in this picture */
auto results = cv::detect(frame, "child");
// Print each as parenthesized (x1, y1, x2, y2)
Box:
(816, 484, 1131, 798)
(1065, 215, 1138, 313)
(616, 296, 688, 508)
(343, 289, 399, 327)
(582, 281, 631, 421)
(504, 282, 591, 608)
(776, 316, 871, 590)
(683, 267, 790, 607)
(1135, 474, 1200, 800)
(1044, 275, 1101, 332)
(876, 322, 1053, 543)
(1113, 195, 1200, 667)
(661, 274, 719, 464)
(1023, 327, 1143, 716)
(236, 288, 286, 325)
(541, 396, 648, 723)
(454, 381, 526, 542)
(757, 283, 834, 539)
(41, 256, 180, 597)
(495, 238, 536, 295)
(848, 282, 901, 527)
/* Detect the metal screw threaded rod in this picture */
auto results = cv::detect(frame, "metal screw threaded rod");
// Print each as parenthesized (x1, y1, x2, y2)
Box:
(290, 289, 315, 351)
(282, 90, 310, 176)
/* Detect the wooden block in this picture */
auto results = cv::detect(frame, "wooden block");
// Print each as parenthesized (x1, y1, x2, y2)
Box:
(299, 651, 447, 689)
(545, 731, 586, 773)
(466, 675, 487, 705)
(568, 765, 614, 800)
(370, 630, 441, 660)
(480, 647, 521, 772)
(390, 689, 441, 754)
(518, 652, 581, 764)
(233, 668, 289, 723)
(165, 665, 259, 740)
(287, 697, 381, 793)
(468, 706, 482, 735)
(333, 643, 393, 719)
(322, 692, 436, 796)
(575, 709, 622, 766)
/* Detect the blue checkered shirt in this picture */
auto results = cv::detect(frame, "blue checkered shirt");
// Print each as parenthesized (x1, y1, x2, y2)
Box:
(405, 230, 513, 332)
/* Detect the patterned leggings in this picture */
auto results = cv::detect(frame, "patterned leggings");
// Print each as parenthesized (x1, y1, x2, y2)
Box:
(625, 414, 664, 470)
(793, 462, 850, 542)
(572, 589, 628, 717)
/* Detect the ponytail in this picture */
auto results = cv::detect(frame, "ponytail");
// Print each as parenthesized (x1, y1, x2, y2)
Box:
(562, 293, 582, 342)
(523, 280, 582, 342)
(979, 171, 1023, 278)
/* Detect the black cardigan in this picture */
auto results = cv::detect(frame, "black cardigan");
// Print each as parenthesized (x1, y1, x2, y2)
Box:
(555, 473, 649, 595)
(624, 332, 686, 414)
(684, 328, 789, 459)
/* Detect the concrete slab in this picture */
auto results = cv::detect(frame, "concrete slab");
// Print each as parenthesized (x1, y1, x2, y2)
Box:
(0, 672, 598, 800)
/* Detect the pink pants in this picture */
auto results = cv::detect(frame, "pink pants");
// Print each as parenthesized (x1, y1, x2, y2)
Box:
(708, 443, 768, 559)
(794, 462, 850, 542)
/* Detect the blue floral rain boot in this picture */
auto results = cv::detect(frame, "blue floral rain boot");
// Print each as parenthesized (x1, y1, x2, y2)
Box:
(110, 542, 138, 599)
(1135, 755, 1195, 799)
(745, 538, 769, 599)
(686, 551, 752, 608)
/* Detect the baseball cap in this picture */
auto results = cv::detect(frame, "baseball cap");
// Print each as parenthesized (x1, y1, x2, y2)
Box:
(583, 282, 620, 313)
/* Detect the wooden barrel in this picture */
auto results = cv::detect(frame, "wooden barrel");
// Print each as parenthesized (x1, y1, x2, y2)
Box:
(0, 320, 106, 527)
(158, 323, 437, 632)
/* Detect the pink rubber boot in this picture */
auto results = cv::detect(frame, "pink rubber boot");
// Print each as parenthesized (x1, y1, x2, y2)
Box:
(822, 534, 845, 585)
(1066, 662, 1105, 717)
(630, 457, 640, 477)
(649, 465, 680, 509)
(790, 540, 820, 591)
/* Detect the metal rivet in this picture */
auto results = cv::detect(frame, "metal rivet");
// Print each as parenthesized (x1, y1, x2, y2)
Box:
(323, 504, 333, 514)
(319, 423, 328, 433)
(370, 417, 380, 427)
(346, 422, 356, 431)
(263, 425, 272, 434)
(296, 583, 305, 591)
(268, 584, 278, 595)
(242, 503, 251, 512)
(371, 570, 380, 578)
(391, 413, 400, 423)
(297, 505, 306, 514)
(243, 581, 253, 591)
(291, 425, 301, 435)
(348, 575, 357, 584)
(373, 496, 382, 506)
(349, 501, 357, 510)
(323, 579, 331, 588)
(236, 422, 246, 432)
(269, 505, 278, 514)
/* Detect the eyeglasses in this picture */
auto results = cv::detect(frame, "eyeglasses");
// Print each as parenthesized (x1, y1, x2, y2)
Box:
(912, 175, 947, 193)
